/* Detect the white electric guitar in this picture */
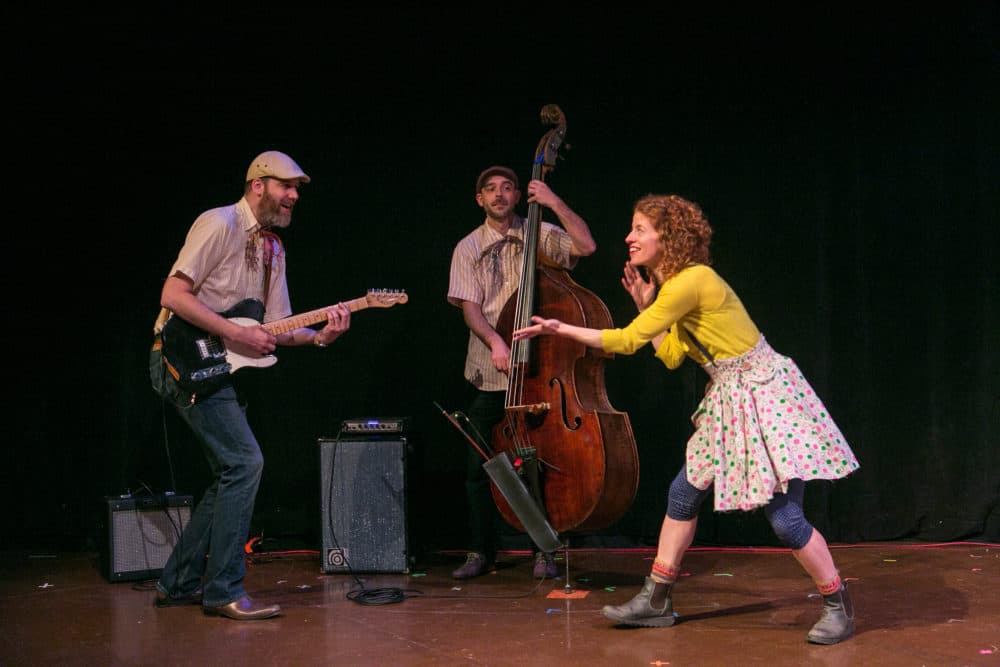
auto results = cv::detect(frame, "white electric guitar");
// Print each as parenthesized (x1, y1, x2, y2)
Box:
(160, 289, 408, 395)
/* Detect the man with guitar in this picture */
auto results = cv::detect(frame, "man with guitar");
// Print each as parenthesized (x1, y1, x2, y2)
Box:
(149, 150, 352, 620)
(446, 165, 597, 580)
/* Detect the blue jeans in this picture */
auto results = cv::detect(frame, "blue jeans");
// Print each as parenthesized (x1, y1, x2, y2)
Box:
(150, 348, 263, 607)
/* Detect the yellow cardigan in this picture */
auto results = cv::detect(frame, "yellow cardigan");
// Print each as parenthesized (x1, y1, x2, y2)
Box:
(600, 264, 761, 369)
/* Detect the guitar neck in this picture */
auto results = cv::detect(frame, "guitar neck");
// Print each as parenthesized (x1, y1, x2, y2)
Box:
(262, 296, 371, 335)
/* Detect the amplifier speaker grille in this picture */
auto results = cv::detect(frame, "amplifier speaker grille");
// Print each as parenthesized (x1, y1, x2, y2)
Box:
(102, 495, 192, 582)
(319, 437, 408, 573)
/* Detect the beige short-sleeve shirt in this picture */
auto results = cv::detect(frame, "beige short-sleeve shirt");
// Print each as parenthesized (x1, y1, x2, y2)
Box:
(165, 196, 292, 322)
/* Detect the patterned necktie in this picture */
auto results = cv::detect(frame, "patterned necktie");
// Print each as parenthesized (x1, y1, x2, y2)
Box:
(481, 235, 523, 289)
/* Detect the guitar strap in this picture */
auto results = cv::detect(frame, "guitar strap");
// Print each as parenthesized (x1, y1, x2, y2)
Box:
(150, 307, 183, 387)
(260, 230, 279, 310)
(151, 307, 184, 385)
(153, 307, 171, 337)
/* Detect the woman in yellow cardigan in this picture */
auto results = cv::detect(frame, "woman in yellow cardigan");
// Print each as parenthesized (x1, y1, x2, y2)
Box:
(513, 194, 860, 644)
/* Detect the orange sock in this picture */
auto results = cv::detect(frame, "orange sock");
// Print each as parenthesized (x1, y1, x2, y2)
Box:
(651, 559, 679, 584)
(816, 574, 842, 596)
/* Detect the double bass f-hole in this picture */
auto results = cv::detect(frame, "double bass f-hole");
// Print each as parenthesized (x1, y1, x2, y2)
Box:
(549, 377, 583, 431)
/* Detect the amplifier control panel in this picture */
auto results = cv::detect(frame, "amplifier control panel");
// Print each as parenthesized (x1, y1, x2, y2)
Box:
(341, 417, 409, 434)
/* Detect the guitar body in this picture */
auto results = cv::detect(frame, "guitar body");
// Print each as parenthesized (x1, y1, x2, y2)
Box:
(158, 289, 408, 397)
(224, 319, 280, 373)
(160, 298, 266, 396)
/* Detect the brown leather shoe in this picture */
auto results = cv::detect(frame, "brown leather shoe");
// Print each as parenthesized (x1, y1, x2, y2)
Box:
(154, 589, 203, 608)
(203, 596, 281, 620)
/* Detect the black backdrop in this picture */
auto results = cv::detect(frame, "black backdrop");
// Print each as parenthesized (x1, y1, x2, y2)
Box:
(3, 6, 997, 556)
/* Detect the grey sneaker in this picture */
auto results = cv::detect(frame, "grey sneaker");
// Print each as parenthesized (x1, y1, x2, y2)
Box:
(452, 552, 491, 579)
(533, 552, 559, 578)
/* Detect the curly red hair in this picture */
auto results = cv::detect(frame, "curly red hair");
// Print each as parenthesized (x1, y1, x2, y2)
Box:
(633, 194, 713, 282)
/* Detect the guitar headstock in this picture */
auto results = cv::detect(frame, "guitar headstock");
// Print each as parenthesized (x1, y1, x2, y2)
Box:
(365, 289, 409, 308)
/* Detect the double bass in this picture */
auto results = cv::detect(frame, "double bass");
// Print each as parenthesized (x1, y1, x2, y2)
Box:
(490, 105, 639, 536)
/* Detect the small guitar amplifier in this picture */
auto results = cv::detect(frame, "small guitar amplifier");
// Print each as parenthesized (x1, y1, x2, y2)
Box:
(101, 493, 192, 582)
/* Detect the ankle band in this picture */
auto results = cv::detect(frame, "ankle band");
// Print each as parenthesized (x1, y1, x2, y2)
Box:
(816, 574, 842, 596)
(651, 559, 679, 583)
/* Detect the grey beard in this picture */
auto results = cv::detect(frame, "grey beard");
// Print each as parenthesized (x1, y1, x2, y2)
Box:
(258, 196, 291, 229)
(262, 214, 290, 229)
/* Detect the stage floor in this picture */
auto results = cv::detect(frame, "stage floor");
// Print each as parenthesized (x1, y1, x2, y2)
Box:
(1, 542, 997, 666)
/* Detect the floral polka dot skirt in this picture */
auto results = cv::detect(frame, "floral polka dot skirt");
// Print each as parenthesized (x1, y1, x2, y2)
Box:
(686, 335, 860, 512)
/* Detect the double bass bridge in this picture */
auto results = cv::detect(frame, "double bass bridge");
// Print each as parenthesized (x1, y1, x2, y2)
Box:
(505, 402, 551, 416)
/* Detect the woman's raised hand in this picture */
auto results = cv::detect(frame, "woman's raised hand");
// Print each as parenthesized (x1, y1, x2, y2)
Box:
(622, 262, 656, 311)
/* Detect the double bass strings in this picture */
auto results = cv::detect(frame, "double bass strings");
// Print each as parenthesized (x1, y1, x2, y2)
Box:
(503, 161, 547, 461)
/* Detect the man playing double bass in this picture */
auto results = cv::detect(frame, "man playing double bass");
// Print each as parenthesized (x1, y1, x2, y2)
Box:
(447, 165, 597, 579)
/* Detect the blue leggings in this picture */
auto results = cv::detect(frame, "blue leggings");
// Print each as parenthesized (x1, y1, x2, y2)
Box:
(666, 467, 814, 549)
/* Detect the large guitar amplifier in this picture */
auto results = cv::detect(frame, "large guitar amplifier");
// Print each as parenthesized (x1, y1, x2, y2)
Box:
(319, 434, 409, 573)
(101, 494, 192, 582)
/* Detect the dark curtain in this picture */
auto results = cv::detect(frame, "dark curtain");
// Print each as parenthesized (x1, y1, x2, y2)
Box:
(2, 6, 996, 554)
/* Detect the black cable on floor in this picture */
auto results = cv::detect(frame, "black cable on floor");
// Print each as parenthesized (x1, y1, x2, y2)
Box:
(346, 587, 416, 605)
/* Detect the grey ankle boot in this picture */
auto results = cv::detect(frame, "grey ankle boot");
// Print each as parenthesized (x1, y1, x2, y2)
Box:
(807, 581, 856, 644)
(602, 577, 676, 627)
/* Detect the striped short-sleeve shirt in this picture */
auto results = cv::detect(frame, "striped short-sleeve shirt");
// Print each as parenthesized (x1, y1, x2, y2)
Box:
(447, 215, 576, 391)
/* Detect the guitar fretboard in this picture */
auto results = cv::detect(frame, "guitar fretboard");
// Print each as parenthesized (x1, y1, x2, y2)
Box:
(262, 297, 368, 335)
(261, 292, 405, 335)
